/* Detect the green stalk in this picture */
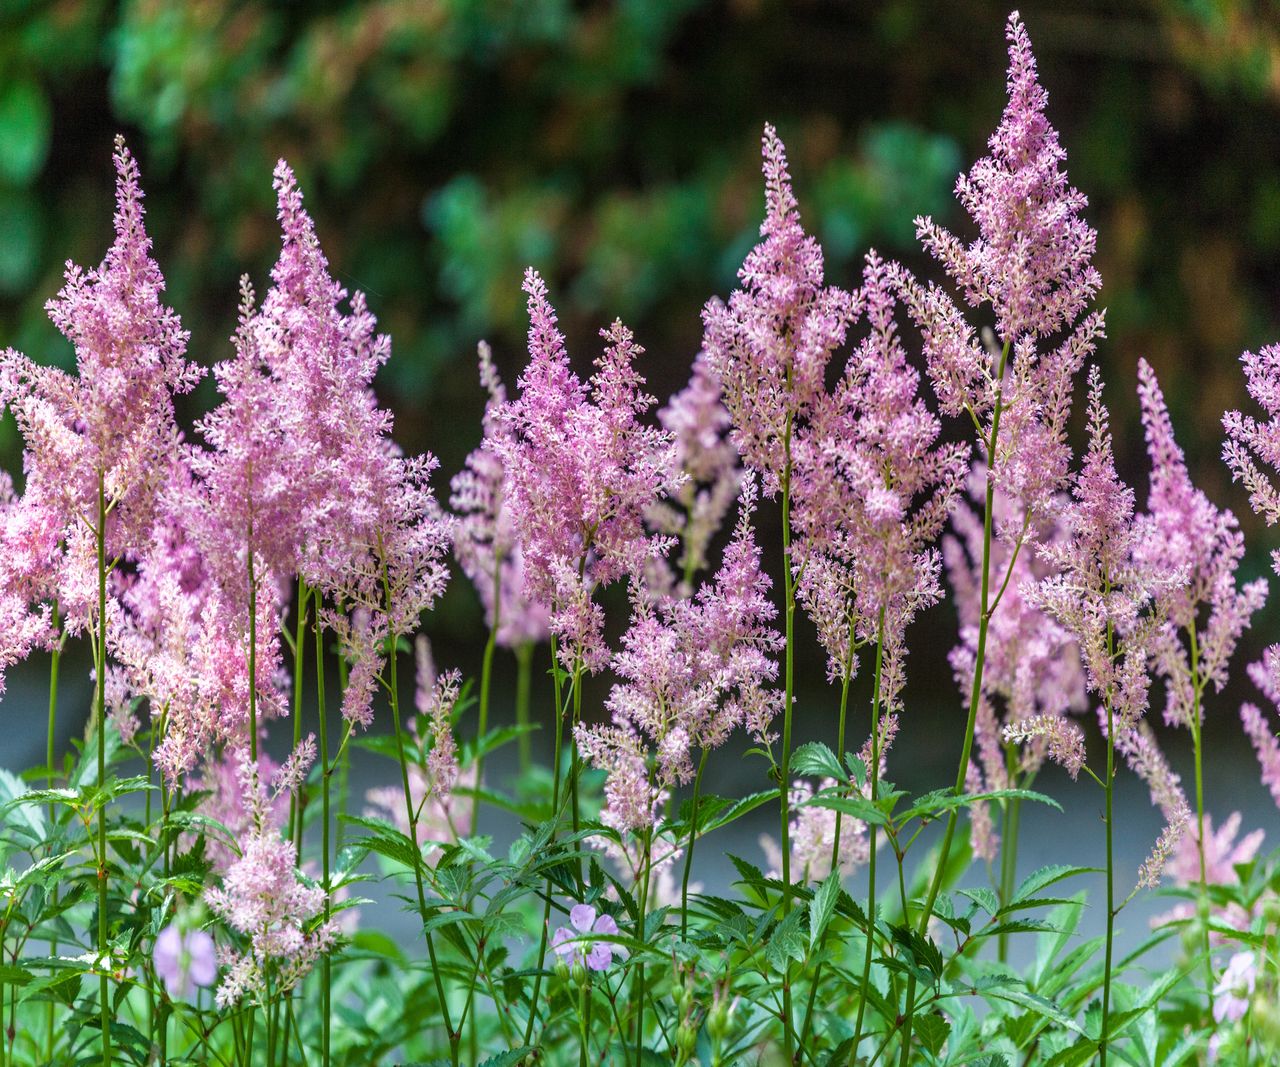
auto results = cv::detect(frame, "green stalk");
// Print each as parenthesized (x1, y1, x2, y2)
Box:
(679, 750, 709, 941)
(1101, 690, 1116, 1067)
(96, 473, 111, 1067)
(384, 602, 458, 1065)
(578, 979, 590, 1067)
(290, 580, 309, 859)
(1186, 625, 1215, 1019)
(476, 566, 501, 791)
(900, 340, 1009, 1066)
(778, 408, 797, 1063)
(634, 827, 654, 1067)
(335, 650, 350, 854)
(515, 642, 533, 775)
(45, 603, 61, 1064)
(997, 742, 1021, 964)
(248, 539, 257, 764)
(314, 613, 332, 1067)
(849, 615, 886, 1064)
(796, 621, 859, 1056)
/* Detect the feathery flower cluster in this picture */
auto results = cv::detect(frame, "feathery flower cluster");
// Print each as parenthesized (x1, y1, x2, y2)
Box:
(1135, 359, 1266, 728)
(451, 343, 551, 649)
(702, 125, 855, 498)
(1224, 343, 1280, 552)
(1240, 652, 1280, 810)
(645, 353, 742, 598)
(495, 271, 679, 672)
(576, 480, 781, 832)
(205, 747, 335, 1008)
(895, 12, 1102, 531)
(0, 474, 56, 697)
(0, 137, 200, 644)
(759, 777, 870, 883)
(792, 252, 968, 697)
(1031, 369, 1174, 735)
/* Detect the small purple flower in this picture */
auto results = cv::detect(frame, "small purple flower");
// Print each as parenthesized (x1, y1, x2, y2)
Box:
(551, 904, 622, 973)
(1213, 951, 1257, 1025)
(153, 923, 217, 1000)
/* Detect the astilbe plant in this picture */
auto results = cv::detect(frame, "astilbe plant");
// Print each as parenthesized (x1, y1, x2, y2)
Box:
(4, 12, 1280, 1067)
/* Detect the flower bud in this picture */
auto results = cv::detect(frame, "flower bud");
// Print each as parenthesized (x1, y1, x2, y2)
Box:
(676, 1020, 698, 1056)
(554, 957, 570, 982)
(706, 1000, 728, 1038)
(571, 962, 587, 986)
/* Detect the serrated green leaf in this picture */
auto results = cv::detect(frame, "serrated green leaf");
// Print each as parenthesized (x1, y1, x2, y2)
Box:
(792, 741, 846, 781)
(914, 1012, 950, 1057)
(764, 907, 806, 970)
(809, 870, 840, 949)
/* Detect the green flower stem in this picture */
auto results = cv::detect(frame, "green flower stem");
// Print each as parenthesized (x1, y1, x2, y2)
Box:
(778, 407, 797, 1063)
(475, 565, 501, 791)
(1186, 624, 1215, 1020)
(515, 642, 534, 776)
(314, 611, 332, 1067)
(634, 826, 654, 1067)
(679, 749, 709, 941)
(900, 340, 1009, 1066)
(997, 743, 1022, 964)
(849, 615, 886, 1064)
(45, 602, 61, 1064)
(96, 472, 111, 1067)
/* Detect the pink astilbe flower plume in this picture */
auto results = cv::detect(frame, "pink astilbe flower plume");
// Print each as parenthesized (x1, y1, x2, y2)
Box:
(1031, 368, 1176, 736)
(1241, 652, 1280, 810)
(894, 11, 1102, 534)
(205, 741, 336, 1008)
(1224, 343, 1280, 560)
(1135, 359, 1266, 730)
(450, 342, 551, 649)
(645, 352, 743, 599)
(494, 270, 680, 673)
(576, 478, 781, 833)
(702, 125, 856, 498)
(0, 137, 201, 651)
(792, 252, 968, 701)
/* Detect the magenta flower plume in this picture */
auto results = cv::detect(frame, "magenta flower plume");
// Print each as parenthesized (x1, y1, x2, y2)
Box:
(702, 124, 855, 498)
(792, 252, 968, 699)
(576, 478, 781, 833)
(1135, 359, 1266, 729)
(0, 137, 201, 639)
(450, 342, 551, 649)
(0, 474, 59, 698)
(894, 12, 1102, 531)
(1032, 368, 1176, 734)
(494, 269, 679, 673)
(645, 352, 743, 598)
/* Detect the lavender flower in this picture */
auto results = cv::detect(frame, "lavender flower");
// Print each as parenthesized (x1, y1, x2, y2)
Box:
(551, 904, 623, 973)
(153, 923, 218, 1001)
(495, 270, 679, 673)
(1214, 952, 1258, 1025)
(1224, 343, 1280, 557)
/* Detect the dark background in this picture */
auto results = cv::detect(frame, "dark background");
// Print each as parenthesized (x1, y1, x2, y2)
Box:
(2, 0, 1279, 848)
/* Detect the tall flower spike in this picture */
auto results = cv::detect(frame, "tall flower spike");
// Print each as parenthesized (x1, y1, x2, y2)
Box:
(576, 477, 781, 833)
(893, 11, 1103, 536)
(791, 251, 968, 700)
(1135, 359, 1266, 728)
(1224, 343, 1280, 562)
(494, 269, 679, 673)
(450, 342, 551, 648)
(1031, 368, 1176, 735)
(0, 136, 201, 636)
(702, 125, 856, 497)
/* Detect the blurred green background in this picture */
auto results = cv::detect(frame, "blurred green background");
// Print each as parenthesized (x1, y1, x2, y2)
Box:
(3, 0, 1280, 769)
